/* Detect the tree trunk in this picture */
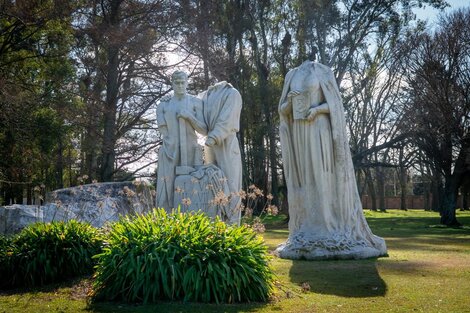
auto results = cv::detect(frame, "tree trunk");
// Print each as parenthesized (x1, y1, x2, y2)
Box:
(462, 189, 468, 211)
(84, 68, 103, 182)
(256, 3, 279, 203)
(423, 181, 431, 211)
(461, 177, 470, 211)
(26, 183, 32, 205)
(440, 178, 460, 226)
(376, 167, 386, 212)
(440, 150, 466, 225)
(68, 146, 73, 186)
(365, 169, 377, 211)
(55, 136, 64, 188)
(100, 1, 121, 182)
(4, 184, 13, 205)
(399, 148, 407, 210)
(430, 176, 442, 212)
(246, 13, 270, 200)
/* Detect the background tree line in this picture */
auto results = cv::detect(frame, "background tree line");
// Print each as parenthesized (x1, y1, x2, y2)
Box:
(1, 0, 468, 226)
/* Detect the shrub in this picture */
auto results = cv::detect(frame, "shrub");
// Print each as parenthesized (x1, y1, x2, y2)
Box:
(0, 235, 13, 283)
(0, 220, 103, 288)
(92, 209, 274, 304)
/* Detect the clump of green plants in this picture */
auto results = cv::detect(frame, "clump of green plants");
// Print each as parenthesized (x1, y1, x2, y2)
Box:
(92, 208, 274, 304)
(0, 220, 103, 288)
(0, 235, 13, 282)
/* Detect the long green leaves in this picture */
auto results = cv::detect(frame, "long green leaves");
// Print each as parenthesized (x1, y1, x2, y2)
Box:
(92, 209, 274, 304)
(0, 220, 103, 288)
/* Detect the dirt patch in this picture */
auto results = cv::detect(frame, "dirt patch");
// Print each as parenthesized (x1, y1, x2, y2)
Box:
(69, 279, 92, 301)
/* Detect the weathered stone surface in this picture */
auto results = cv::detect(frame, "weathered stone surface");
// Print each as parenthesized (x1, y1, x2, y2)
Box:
(0, 205, 43, 234)
(0, 182, 154, 234)
(156, 73, 243, 224)
(173, 164, 240, 223)
(198, 81, 243, 225)
(45, 182, 154, 228)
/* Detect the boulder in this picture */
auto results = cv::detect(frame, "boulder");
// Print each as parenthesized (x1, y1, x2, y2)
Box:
(0, 204, 43, 234)
(0, 182, 155, 234)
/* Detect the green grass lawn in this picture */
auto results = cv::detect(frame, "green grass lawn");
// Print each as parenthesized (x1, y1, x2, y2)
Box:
(1, 209, 470, 313)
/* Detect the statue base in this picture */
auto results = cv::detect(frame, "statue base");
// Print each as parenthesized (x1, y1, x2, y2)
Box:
(275, 233, 387, 260)
(173, 164, 240, 224)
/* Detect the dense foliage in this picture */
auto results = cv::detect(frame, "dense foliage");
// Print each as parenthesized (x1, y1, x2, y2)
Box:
(0, 220, 103, 288)
(0, 235, 12, 281)
(0, 0, 77, 203)
(2, 0, 467, 225)
(92, 209, 274, 304)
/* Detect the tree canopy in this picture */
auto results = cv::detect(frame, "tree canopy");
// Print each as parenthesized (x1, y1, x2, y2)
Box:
(2, 0, 468, 226)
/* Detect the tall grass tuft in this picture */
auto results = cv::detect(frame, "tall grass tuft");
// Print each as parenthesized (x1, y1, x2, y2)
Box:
(0, 220, 103, 288)
(91, 209, 274, 304)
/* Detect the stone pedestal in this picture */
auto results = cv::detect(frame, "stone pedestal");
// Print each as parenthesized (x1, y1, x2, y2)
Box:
(173, 164, 239, 223)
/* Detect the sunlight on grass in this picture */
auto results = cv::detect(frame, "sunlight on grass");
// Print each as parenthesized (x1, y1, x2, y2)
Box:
(1, 210, 470, 313)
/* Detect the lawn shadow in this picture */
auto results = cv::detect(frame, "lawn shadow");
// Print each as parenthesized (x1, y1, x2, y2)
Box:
(87, 301, 266, 313)
(288, 258, 387, 298)
(385, 236, 470, 252)
(0, 275, 90, 296)
(365, 215, 470, 238)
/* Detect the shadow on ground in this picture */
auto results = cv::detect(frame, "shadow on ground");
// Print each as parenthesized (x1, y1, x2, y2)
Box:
(288, 258, 387, 298)
(365, 215, 470, 239)
(87, 302, 266, 313)
(0, 276, 89, 296)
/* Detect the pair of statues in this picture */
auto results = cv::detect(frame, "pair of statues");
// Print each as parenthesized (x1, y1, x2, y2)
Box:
(156, 71, 242, 224)
(156, 58, 387, 259)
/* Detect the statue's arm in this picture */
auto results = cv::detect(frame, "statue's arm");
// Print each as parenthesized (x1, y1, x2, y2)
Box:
(279, 69, 298, 116)
(193, 99, 208, 135)
(156, 102, 168, 137)
(279, 97, 292, 116)
(178, 98, 208, 135)
(280, 90, 304, 116)
(306, 81, 330, 121)
(189, 117, 208, 135)
(180, 115, 207, 134)
(306, 95, 330, 121)
(311, 102, 330, 114)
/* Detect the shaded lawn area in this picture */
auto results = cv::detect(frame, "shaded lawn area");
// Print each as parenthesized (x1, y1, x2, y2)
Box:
(1, 210, 469, 313)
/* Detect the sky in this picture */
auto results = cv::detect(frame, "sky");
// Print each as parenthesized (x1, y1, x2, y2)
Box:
(134, 0, 470, 178)
(414, 0, 468, 25)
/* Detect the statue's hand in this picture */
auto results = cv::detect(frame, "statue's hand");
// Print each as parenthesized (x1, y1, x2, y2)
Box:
(307, 107, 318, 121)
(177, 109, 193, 120)
(287, 90, 301, 103)
(205, 137, 216, 147)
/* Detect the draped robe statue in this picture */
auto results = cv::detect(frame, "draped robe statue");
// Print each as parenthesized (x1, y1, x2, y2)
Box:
(199, 81, 243, 224)
(275, 60, 387, 260)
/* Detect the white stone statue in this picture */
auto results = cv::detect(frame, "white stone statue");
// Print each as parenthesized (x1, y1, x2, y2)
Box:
(178, 81, 243, 224)
(199, 81, 243, 224)
(156, 71, 203, 210)
(156, 74, 243, 224)
(275, 54, 387, 259)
